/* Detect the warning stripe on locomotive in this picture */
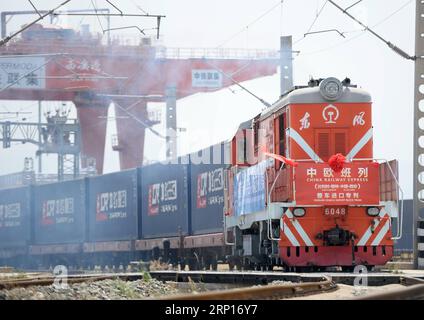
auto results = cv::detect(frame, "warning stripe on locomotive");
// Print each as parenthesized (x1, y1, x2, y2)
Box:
(280, 209, 314, 247)
(357, 209, 391, 246)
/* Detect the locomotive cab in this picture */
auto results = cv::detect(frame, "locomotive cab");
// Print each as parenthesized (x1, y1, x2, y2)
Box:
(224, 77, 401, 270)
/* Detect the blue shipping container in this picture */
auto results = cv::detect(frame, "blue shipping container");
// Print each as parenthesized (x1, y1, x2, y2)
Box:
(140, 163, 189, 238)
(87, 169, 139, 241)
(190, 142, 229, 235)
(0, 186, 31, 248)
(33, 179, 86, 245)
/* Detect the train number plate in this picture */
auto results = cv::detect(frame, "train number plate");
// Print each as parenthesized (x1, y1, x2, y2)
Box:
(324, 207, 347, 216)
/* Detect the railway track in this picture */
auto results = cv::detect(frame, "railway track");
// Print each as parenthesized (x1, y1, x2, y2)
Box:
(159, 275, 335, 300)
(0, 274, 113, 290)
(1, 270, 424, 300)
(353, 277, 424, 300)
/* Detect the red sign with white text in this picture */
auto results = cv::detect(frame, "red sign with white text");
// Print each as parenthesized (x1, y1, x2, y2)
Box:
(295, 163, 380, 205)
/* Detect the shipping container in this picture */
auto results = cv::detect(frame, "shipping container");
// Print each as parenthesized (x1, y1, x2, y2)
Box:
(33, 179, 86, 245)
(393, 199, 413, 254)
(0, 186, 31, 248)
(87, 169, 139, 242)
(140, 162, 190, 238)
(190, 142, 230, 235)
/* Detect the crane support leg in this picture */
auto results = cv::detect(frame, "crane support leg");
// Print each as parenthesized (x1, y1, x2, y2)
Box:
(75, 101, 109, 174)
(115, 100, 147, 169)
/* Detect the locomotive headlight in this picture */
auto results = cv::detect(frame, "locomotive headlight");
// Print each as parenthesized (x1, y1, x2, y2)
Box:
(293, 208, 306, 217)
(319, 77, 343, 101)
(367, 207, 380, 217)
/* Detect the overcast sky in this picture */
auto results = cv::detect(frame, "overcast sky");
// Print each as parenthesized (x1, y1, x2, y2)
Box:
(0, 0, 415, 197)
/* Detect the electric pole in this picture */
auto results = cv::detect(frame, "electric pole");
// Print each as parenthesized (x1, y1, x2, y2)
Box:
(328, 0, 423, 268)
(413, 0, 424, 269)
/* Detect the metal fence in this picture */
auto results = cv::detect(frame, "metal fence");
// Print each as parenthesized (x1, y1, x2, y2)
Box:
(155, 47, 279, 60)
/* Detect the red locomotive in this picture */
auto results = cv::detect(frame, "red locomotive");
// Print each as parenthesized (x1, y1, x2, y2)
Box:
(224, 77, 401, 271)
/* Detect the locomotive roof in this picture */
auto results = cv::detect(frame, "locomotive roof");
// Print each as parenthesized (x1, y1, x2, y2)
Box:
(260, 86, 372, 120)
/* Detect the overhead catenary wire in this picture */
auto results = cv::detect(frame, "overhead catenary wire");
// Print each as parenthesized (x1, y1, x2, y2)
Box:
(211, 2, 285, 105)
(70, 2, 164, 39)
(327, 0, 416, 60)
(297, 0, 414, 56)
(344, 0, 363, 12)
(103, 26, 158, 35)
(0, 0, 72, 46)
(28, 0, 42, 18)
(91, 0, 105, 32)
(216, 0, 284, 48)
(304, 28, 346, 39)
(293, 0, 329, 44)
(113, 101, 167, 139)
(106, 0, 123, 15)
(202, 59, 272, 109)
(130, 0, 149, 15)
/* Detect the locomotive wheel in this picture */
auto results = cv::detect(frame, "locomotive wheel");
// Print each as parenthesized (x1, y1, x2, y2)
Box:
(296, 266, 314, 273)
(341, 266, 355, 272)
(188, 259, 199, 271)
(211, 259, 218, 271)
(264, 265, 273, 271)
(203, 257, 211, 271)
(367, 265, 375, 272)
(243, 262, 254, 271)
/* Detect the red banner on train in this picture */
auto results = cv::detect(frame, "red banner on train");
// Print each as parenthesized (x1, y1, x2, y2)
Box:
(295, 163, 380, 205)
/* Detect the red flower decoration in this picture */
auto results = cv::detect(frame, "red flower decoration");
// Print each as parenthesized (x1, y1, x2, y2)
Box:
(328, 153, 346, 173)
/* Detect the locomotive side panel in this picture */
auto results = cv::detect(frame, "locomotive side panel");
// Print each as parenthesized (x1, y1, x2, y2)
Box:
(140, 163, 190, 238)
(190, 142, 229, 235)
(87, 169, 139, 242)
(33, 179, 86, 245)
(0, 186, 31, 248)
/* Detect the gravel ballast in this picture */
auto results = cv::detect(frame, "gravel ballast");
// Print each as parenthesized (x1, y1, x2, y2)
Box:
(0, 278, 180, 300)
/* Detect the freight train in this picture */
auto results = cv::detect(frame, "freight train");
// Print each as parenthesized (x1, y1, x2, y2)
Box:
(0, 143, 231, 270)
(0, 77, 403, 271)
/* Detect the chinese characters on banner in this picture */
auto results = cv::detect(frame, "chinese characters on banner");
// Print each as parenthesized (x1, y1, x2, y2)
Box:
(295, 163, 380, 205)
(0, 57, 46, 89)
(192, 69, 223, 88)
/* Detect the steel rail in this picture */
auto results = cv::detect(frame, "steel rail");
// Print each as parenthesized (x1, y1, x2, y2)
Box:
(0, 274, 113, 290)
(352, 276, 424, 300)
(353, 284, 424, 300)
(158, 275, 335, 300)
